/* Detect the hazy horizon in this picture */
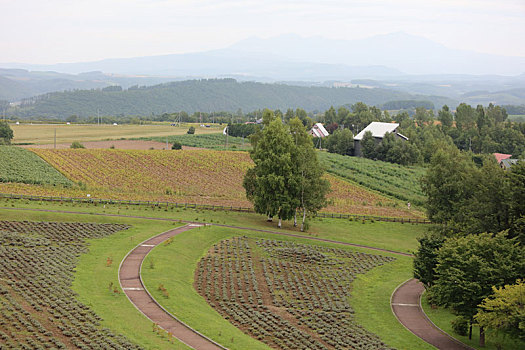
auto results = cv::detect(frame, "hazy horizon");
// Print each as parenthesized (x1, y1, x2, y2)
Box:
(1, 0, 524, 65)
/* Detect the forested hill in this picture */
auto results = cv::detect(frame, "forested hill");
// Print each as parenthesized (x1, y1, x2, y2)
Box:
(11, 79, 456, 118)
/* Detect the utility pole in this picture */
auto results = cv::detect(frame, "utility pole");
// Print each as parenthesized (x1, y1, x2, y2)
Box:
(97, 109, 100, 125)
(54, 129, 56, 149)
(166, 136, 168, 150)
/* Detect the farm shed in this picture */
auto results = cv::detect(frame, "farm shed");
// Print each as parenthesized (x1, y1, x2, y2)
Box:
(500, 158, 519, 170)
(310, 123, 329, 138)
(353, 122, 408, 157)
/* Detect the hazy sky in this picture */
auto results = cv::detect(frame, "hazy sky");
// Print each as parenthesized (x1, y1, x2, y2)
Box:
(1, 0, 524, 64)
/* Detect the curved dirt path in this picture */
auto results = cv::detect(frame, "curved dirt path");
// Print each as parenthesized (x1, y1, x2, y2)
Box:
(391, 279, 473, 350)
(119, 223, 226, 350)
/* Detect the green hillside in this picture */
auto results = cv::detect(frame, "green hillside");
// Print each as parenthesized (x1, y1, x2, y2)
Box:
(319, 151, 426, 206)
(10, 79, 456, 118)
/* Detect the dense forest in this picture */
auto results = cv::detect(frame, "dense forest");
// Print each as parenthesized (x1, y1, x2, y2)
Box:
(7, 79, 456, 119)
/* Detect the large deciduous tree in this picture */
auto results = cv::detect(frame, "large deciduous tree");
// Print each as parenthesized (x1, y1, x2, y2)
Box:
(244, 117, 296, 228)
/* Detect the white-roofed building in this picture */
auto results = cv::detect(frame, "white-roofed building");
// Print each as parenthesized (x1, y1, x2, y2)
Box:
(310, 123, 329, 138)
(354, 122, 408, 156)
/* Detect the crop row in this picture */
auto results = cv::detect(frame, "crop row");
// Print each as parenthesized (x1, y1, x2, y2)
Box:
(0, 146, 72, 187)
(195, 236, 396, 349)
(0, 220, 140, 349)
(319, 151, 426, 205)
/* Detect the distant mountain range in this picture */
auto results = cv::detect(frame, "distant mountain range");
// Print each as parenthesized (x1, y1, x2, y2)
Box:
(1, 32, 525, 106)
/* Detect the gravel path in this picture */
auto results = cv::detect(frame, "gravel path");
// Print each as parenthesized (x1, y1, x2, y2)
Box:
(119, 224, 225, 350)
(391, 279, 473, 350)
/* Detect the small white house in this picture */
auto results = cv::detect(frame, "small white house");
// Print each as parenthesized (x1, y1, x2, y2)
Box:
(354, 122, 408, 157)
(310, 123, 329, 138)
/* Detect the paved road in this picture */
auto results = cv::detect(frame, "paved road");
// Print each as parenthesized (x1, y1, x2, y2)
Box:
(119, 224, 225, 350)
(391, 279, 473, 350)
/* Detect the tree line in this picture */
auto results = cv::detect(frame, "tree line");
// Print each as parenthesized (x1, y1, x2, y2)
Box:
(413, 144, 525, 346)
(322, 102, 525, 165)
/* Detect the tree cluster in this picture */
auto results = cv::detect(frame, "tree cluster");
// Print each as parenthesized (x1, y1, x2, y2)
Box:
(243, 110, 330, 231)
(414, 145, 525, 345)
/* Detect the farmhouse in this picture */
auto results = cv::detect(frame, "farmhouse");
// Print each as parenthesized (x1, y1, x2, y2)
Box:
(353, 122, 408, 157)
(310, 123, 329, 138)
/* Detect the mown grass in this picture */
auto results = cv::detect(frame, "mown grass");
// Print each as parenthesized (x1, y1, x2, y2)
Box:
(0, 208, 190, 350)
(0, 197, 429, 254)
(142, 225, 432, 350)
(421, 294, 524, 350)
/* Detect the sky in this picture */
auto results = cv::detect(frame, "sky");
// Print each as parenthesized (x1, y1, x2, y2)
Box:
(1, 0, 524, 64)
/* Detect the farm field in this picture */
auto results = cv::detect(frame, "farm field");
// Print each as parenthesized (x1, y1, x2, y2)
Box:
(23, 148, 421, 218)
(10, 123, 221, 145)
(0, 146, 72, 187)
(137, 133, 250, 150)
(0, 208, 190, 350)
(318, 151, 426, 206)
(0, 219, 142, 349)
(142, 225, 434, 350)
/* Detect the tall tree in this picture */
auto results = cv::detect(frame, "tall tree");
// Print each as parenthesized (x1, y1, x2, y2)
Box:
(243, 118, 296, 228)
(289, 117, 330, 231)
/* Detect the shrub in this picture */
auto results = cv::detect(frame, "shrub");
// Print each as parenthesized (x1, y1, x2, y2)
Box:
(171, 141, 182, 150)
(70, 141, 85, 149)
(451, 316, 469, 336)
(187, 126, 195, 134)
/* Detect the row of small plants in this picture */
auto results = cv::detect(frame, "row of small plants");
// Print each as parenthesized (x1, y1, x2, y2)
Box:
(0, 220, 142, 349)
(0, 146, 72, 187)
(195, 236, 396, 349)
(318, 151, 426, 206)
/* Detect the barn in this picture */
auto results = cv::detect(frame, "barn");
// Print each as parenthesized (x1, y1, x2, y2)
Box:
(353, 122, 408, 157)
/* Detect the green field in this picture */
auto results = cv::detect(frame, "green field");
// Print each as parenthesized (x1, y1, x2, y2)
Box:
(137, 133, 250, 150)
(318, 151, 427, 206)
(0, 146, 72, 186)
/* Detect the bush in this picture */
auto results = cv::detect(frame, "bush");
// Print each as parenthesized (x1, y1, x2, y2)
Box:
(187, 126, 195, 134)
(70, 141, 85, 149)
(451, 316, 469, 336)
(171, 141, 182, 150)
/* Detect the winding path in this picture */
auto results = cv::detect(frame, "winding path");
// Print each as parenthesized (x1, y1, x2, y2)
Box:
(118, 223, 225, 350)
(391, 279, 473, 350)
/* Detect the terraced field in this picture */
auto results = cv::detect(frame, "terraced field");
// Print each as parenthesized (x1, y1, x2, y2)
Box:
(25, 148, 419, 218)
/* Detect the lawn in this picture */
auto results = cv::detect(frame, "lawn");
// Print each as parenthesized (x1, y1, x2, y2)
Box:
(0, 197, 429, 254)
